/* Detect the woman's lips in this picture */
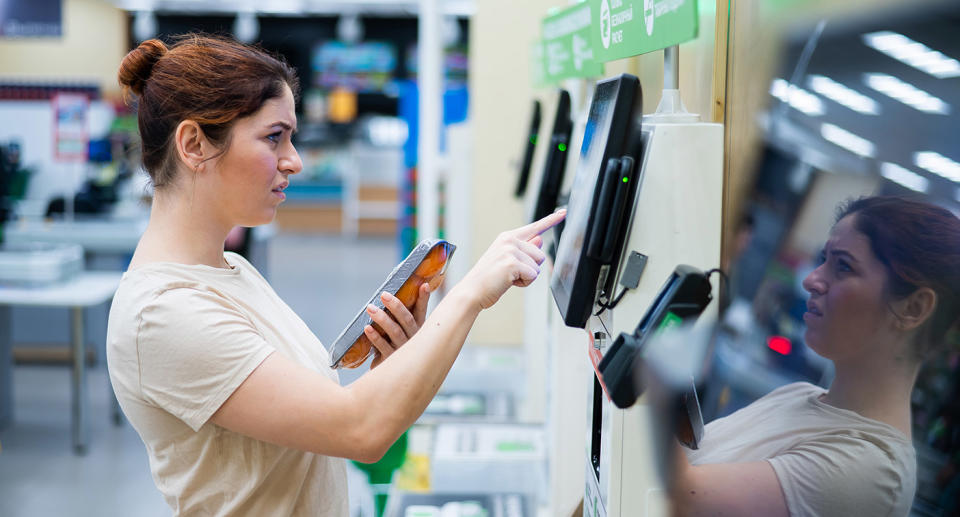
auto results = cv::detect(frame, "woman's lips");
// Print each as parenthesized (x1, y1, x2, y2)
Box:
(804, 301, 823, 321)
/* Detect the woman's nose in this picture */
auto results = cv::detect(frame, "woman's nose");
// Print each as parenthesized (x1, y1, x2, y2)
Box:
(280, 146, 303, 175)
(802, 265, 827, 295)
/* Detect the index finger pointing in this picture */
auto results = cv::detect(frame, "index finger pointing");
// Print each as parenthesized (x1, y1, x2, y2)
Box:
(513, 209, 566, 241)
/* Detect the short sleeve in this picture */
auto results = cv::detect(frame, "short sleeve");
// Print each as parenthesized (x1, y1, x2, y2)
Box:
(136, 286, 275, 431)
(768, 434, 910, 517)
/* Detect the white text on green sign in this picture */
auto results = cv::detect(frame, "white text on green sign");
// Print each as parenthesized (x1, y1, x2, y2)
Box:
(592, 0, 699, 62)
(541, 3, 604, 82)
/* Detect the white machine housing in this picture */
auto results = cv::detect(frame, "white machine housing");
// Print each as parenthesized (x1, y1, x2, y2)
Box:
(583, 111, 723, 517)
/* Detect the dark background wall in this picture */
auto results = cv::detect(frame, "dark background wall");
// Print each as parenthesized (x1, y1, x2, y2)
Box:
(127, 14, 468, 117)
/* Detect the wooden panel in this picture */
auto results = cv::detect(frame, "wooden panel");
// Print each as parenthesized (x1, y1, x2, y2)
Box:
(712, 0, 731, 125)
(356, 218, 398, 236)
(357, 185, 398, 202)
(274, 204, 342, 232)
(13, 345, 96, 365)
(721, 0, 778, 270)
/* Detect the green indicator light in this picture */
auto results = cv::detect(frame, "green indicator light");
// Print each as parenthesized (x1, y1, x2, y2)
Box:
(558, 143, 567, 152)
(622, 176, 629, 183)
(530, 135, 537, 145)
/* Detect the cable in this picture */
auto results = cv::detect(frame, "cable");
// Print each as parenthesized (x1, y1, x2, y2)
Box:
(704, 268, 730, 309)
(595, 267, 728, 317)
(594, 286, 630, 316)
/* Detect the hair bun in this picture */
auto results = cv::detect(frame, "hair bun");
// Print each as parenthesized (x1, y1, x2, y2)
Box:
(118, 39, 168, 98)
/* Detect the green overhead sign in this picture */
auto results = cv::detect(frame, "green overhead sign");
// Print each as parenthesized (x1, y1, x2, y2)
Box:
(541, 3, 604, 83)
(590, 0, 699, 62)
(531, 40, 548, 88)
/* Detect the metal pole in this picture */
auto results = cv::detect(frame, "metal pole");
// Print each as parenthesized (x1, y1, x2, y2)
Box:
(71, 306, 87, 455)
(0, 307, 12, 430)
(664, 45, 680, 90)
(417, 0, 442, 240)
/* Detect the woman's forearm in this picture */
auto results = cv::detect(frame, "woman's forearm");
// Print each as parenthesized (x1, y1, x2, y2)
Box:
(345, 283, 482, 455)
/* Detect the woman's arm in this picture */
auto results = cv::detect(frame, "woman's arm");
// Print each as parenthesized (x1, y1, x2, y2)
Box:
(671, 445, 789, 517)
(210, 211, 564, 462)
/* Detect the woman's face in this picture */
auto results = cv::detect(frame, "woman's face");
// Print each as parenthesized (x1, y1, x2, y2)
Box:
(210, 84, 301, 227)
(801, 215, 897, 362)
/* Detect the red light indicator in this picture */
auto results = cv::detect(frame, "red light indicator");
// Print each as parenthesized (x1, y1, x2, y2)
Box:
(767, 336, 792, 355)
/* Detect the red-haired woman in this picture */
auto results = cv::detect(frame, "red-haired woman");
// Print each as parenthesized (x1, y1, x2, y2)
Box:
(673, 196, 960, 517)
(106, 35, 564, 515)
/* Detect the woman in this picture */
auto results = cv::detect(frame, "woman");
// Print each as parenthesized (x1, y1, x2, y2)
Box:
(106, 35, 565, 515)
(674, 196, 960, 516)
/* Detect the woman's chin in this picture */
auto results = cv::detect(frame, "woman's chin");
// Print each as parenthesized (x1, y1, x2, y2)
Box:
(242, 212, 276, 227)
(803, 329, 820, 354)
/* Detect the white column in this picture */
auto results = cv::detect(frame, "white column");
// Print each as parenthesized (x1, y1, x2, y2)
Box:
(417, 0, 443, 240)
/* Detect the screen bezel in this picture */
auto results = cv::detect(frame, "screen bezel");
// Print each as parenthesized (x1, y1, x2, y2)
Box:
(532, 89, 573, 222)
(550, 74, 643, 328)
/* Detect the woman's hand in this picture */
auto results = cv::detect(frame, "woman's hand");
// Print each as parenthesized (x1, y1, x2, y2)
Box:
(458, 209, 566, 311)
(364, 283, 431, 368)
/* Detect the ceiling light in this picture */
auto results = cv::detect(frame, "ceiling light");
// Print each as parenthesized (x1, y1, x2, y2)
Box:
(914, 151, 960, 182)
(132, 10, 157, 42)
(233, 11, 259, 43)
(863, 31, 960, 79)
(770, 78, 825, 116)
(821, 123, 875, 158)
(337, 14, 363, 44)
(880, 162, 929, 192)
(863, 73, 950, 114)
(807, 75, 880, 115)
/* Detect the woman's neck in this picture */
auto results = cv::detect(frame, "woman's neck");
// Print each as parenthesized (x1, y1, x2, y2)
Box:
(824, 350, 919, 438)
(130, 190, 231, 269)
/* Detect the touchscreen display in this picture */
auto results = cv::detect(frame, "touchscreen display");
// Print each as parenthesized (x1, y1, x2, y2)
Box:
(553, 85, 616, 299)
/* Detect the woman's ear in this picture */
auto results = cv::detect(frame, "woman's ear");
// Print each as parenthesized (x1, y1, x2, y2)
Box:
(174, 120, 209, 171)
(892, 287, 937, 332)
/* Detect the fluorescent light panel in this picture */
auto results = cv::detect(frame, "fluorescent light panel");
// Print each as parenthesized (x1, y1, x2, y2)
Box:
(863, 31, 960, 79)
(880, 162, 929, 192)
(807, 75, 880, 115)
(770, 78, 825, 116)
(864, 73, 950, 114)
(914, 151, 960, 183)
(820, 123, 875, 158)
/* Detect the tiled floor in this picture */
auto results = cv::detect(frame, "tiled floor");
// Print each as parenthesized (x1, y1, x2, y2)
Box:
(0, 231, 397, 516)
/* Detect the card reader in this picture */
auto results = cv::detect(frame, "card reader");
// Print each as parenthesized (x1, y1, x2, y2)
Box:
(597, 265, 714, 448)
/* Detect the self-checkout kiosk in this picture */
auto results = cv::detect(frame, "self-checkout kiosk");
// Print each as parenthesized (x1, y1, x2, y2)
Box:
(516, 84, 598, 513)
(549, 46, 723, 516)
(513, 100, 542, 199)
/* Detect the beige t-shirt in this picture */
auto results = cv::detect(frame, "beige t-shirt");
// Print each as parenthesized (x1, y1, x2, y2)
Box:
(106, 252, 347, 516)
(687, 382, 916, 517)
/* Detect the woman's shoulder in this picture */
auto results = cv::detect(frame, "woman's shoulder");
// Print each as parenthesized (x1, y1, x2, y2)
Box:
(117, 265, 206, 302)
(755, 381, 824, 404)
(111, 261, 242, 324)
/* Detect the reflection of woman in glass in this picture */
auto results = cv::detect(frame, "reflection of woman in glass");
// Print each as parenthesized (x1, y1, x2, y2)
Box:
(107, 35, 564, 515)
(676, 197, 960, 516)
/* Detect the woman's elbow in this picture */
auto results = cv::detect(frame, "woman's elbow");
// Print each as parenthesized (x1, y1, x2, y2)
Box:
(352, 444, 388, 464)
(344, 417, 399, 463)
(344, 429, 394, 463)
(335, 388, 406, 463)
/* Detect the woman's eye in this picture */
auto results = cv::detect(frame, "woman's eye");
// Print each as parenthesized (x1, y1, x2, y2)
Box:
(266, 132, 281, 143)
(836, 259, 852, 273)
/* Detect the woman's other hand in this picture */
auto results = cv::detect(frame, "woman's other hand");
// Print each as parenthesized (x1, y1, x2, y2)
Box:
(458, 209, 566, 311)
(364, 283, 431, 368)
